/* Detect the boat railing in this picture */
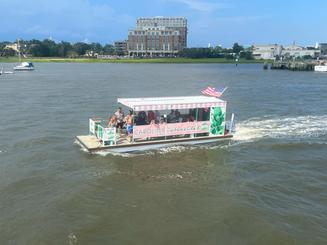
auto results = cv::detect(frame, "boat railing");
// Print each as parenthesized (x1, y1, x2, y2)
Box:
(89, 118, 117, 146)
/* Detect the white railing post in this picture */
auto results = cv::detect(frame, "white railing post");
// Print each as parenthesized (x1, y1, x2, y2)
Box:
(89, 118, 94, 135)
(230, 113, 235, 133)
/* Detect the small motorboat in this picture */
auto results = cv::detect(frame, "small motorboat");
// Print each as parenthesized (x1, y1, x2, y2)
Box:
(13, 62, 35, 71)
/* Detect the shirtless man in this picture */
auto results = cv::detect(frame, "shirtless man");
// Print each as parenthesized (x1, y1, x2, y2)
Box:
(125, 110, 134, 141)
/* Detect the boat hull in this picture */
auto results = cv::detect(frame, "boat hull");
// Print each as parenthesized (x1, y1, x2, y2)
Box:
(76, 134, 233, 153)
(314, 65, 327, 72)
(13, 67, 34, 71)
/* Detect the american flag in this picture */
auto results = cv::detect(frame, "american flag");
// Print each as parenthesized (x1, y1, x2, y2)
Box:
(201, 86, 227, 98)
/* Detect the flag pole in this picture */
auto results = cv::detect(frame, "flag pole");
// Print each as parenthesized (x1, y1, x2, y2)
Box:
(221, 87, 228, 94)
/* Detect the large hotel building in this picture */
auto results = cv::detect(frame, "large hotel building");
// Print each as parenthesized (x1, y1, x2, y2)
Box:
(127, 17, 187, 57)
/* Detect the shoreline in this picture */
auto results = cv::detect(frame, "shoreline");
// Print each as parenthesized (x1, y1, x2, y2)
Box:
(0, 57, 270, 64)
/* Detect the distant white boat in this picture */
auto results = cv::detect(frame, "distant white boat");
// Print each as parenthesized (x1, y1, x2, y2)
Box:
(13, 62, 34, 71)
(13, 39, 35, 71)
(314, 65, 327, 72)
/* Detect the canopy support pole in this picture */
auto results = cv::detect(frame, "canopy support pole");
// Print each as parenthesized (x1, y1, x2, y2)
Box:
(194, 108, 199, 138)
(132, 110, 135, 143)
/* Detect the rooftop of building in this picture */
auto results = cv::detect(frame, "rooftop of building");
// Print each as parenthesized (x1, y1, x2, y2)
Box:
(137, 16, 187, 20)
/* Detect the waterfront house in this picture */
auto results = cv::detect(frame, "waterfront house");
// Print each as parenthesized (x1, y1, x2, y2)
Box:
(282, 44, 320, 58)
(252, 44, 283, 59)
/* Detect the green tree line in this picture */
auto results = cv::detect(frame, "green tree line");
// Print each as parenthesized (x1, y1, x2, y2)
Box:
(178, 43, 253, 60)
(1, 39, 254, 59)
(0, 39, 117, 57)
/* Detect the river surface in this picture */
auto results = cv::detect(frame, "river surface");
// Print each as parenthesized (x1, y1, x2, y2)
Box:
(0, 63, 326, 244)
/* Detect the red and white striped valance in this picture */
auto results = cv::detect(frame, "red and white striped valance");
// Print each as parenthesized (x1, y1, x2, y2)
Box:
(133, 102, 225, 111)
(118, 96, 226, 112)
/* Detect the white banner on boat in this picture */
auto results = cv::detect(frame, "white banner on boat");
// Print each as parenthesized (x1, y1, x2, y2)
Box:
(89, 119, 96, 135)
(133, 121, 210, 139)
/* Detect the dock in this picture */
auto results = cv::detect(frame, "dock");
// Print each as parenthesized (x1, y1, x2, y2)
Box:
(271, 61, 316, 71)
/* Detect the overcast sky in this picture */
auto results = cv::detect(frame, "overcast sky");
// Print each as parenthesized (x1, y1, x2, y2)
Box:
(2, 0, 327, 47)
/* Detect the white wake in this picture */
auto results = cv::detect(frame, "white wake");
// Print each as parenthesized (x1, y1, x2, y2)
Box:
(233, 115, 327, 142)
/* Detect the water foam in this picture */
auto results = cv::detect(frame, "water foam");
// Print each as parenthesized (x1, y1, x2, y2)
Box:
(68, 233, 77, 245)
(74, 139, 136, 157)
(233, 115, 327, 142)
(157, 145, 196, 154)
(95, 145, 192, 157)
(93, 150, 136, 158)
(74, 140, 89, 153)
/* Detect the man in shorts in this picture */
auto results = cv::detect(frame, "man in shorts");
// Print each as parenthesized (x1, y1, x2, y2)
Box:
(125, 110, 134, 142)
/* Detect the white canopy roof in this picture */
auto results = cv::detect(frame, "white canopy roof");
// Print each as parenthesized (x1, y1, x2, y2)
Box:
(118, 96, 226, 111)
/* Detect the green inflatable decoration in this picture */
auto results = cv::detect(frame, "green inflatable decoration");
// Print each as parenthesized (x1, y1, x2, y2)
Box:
(210, 107, 225, 135)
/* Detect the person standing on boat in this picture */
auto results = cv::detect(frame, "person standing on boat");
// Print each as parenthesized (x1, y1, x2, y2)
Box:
(114, 107, 124, 134)
(125, 110, 134, 141)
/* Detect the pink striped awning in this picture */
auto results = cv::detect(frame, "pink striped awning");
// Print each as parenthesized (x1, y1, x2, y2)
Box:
(118, 96, 226, 111)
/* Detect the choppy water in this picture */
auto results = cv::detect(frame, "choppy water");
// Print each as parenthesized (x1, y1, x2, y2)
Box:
(0, 63, 326, 244)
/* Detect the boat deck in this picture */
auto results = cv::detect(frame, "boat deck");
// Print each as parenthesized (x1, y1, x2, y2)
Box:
(76, 135, 130, 149)
(76, 135, 102, 149)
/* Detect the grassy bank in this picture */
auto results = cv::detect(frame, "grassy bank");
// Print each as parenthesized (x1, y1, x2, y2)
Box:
(0, 57, 270, 64)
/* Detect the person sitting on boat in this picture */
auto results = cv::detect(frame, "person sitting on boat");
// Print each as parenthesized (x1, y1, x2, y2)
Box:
(108, 115, 118, 127)
(188, 115, 195, 122)
(159, 116, 166, 124)
(114, 107, 124, 134)
(174, 109, 181, 122)
(147, 110, 156, 124)
(155, 110, 161, 123)
(167, 110, 175, 123)
(136, 111, 147, 125)
(125, 110, 134, 141)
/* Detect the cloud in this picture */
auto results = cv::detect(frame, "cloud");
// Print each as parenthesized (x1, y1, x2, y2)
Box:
(216, 15, 269, 22)
(0, 0, 133, 43)
(167, 0, 229, 12)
